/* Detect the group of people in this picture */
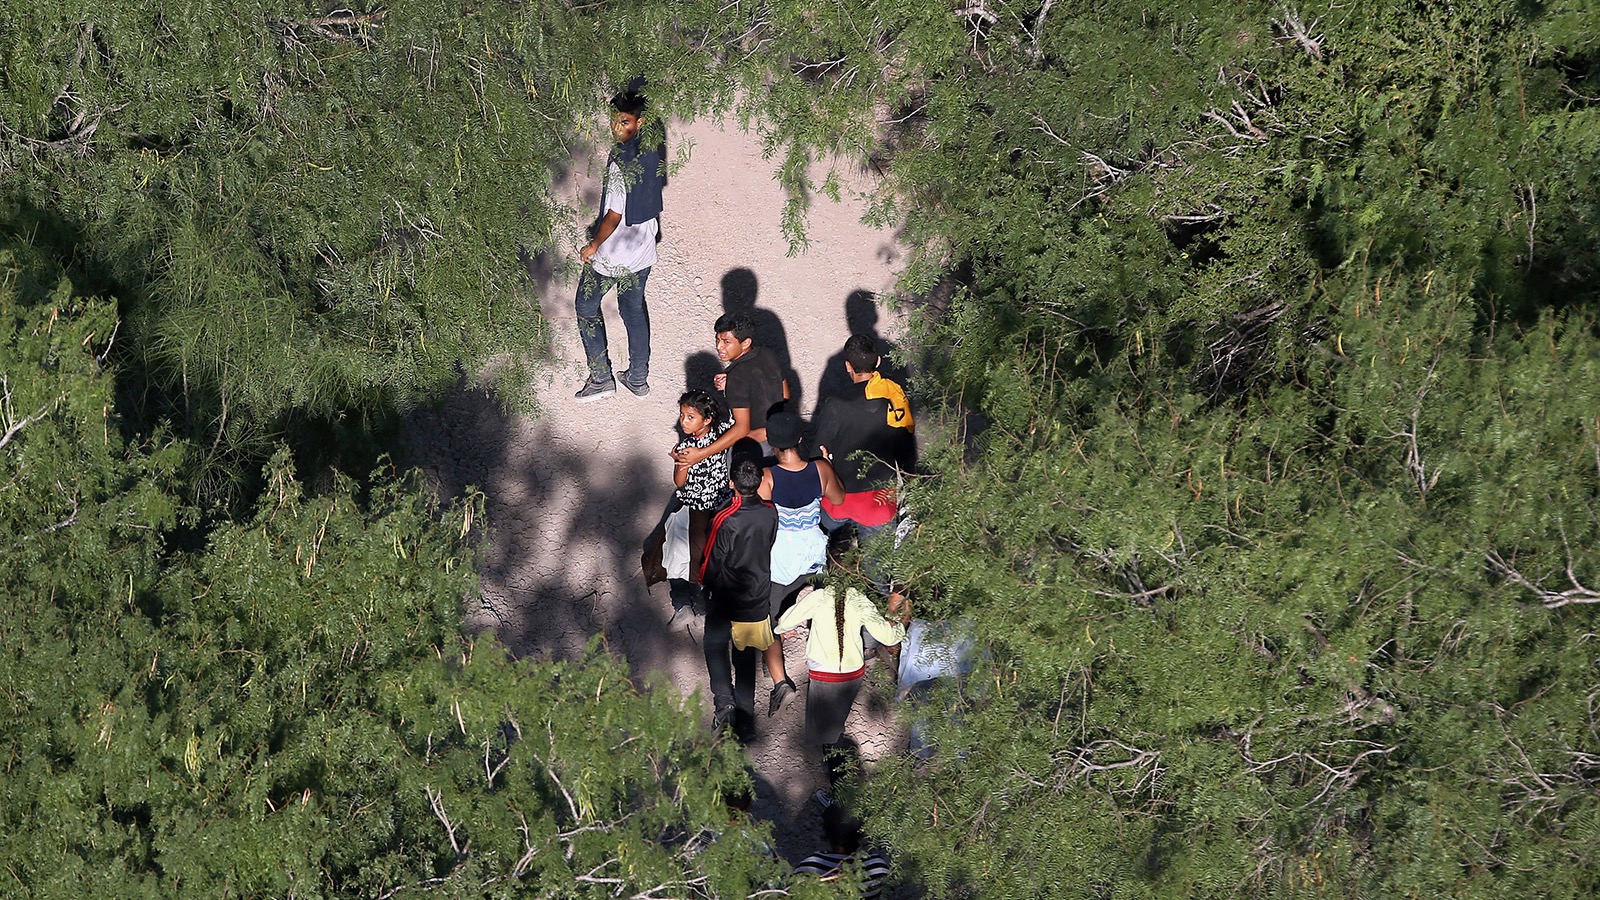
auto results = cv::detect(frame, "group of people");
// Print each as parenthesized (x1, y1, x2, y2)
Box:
(576, 84, 914, 898)
(644, 314, 918, 752)
(659, 315, 913, 900)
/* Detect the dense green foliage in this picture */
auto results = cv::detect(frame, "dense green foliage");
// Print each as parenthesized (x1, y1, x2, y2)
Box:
(0, 245, 797, 896)
(828, 1, 1600, 897)
(5, 0, 1600, 897)
(0, 0, 774, 502)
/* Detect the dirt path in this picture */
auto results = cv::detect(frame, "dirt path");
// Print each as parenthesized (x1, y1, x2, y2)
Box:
(402, 117, 907, 860)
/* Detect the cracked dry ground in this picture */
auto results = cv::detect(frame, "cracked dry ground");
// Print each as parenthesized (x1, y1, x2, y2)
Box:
(403, 117, 912, 863)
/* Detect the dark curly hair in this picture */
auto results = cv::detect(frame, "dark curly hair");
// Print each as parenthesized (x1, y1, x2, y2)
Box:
(677, 389, 724, 429)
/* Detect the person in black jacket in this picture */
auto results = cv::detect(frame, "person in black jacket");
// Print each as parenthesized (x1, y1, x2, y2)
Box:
(811, 334, 916, 537)
(700, 455, 779, 742)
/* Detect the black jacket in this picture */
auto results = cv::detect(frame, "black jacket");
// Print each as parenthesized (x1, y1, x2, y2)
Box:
(811, 380, 917, 492)
(700, 494, 777, 621)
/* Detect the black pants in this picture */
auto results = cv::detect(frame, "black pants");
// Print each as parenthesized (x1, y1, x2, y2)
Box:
(703, 614, 757, 736)
(807, 676, 864, 788)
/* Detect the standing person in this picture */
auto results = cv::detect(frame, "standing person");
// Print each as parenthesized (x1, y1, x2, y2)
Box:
(672, 311, 787, 468)
(774, 537, 907, 788)
(573, 85, 666, 401)
(643, 390, 732, 597)
(700, 459, 779, 742)
(758, 411, 845, 716)
(810, 334, 916, 536)
(792, 805, 892, 900)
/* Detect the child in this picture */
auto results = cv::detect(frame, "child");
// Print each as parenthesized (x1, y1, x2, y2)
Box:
(672, 389, 732, 589)
(792, 805, 892, 900)
(774, 536, 907, 787)
(811, 333, 915, 536)
(758, 411, 846, 717)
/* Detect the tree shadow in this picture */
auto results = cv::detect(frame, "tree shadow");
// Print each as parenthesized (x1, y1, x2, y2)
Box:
(517, 243, 561, 316)
(746, 766, 814, 867)
(721, 267, 803, 415)
(398, 378, 696, 688)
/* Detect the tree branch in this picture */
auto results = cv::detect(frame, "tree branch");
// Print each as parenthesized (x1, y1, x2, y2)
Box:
(277, 8, 387, 48)
(424, 785, 468, 862)
(1487, 550, 1600, 609)
(0, 373, 55, 454)
(1055, 738, 1164, 797)
(1028, 0, 1057, 58)
(1273, 8, 1327, 61)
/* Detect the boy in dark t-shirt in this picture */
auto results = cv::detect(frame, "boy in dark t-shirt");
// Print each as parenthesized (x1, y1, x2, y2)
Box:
(672, 311, 789, 472)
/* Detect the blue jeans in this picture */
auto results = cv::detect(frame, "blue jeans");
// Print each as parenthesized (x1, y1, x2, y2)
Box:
(575, 265, 651, 384)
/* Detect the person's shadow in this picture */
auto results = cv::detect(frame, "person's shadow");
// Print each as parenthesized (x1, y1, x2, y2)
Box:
(721, 268, 802, 416)
(815, 289, 906, 406)
(683, 350, 723, 396)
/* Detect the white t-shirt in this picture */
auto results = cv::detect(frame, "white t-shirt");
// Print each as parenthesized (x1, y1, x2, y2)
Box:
(592, 161, 659, 278)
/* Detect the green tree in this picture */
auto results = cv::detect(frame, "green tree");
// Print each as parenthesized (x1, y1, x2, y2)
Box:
(0, 241, 807, 897)
(0, 1, 750, 501)
(9, 1, 1600, 896)
(799, 1, 1600, 897)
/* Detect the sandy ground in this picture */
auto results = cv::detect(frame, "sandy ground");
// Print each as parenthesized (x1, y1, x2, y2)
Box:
(402, 116, 908, 862)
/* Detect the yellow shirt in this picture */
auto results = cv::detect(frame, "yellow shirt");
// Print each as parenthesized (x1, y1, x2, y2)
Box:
(864, 372, 914, 432)
(775, 585, 906, 675)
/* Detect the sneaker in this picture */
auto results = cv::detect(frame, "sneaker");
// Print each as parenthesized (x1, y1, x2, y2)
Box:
(574, 377, 616, 402)
(711, 703, 736, 732)
(768, 677, 797, 718)
(812, 789, 834, 809)
(621, 378, 650, 397)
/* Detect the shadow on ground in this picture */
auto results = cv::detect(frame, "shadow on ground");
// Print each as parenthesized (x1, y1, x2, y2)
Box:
(400, 377, 687, 684)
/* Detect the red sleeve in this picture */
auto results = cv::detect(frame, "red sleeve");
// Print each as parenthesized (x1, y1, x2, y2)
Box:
(699, 495, 742, 583)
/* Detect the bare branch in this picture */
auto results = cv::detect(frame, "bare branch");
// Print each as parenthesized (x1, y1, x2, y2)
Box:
(1203, 102, 1268, 142)
(0, 374, 56, 454)
(535, 752, 582, 829)
(1487, 550, 1600, 609)
(512, 811, 539, 878)
(1029, 0, 1057, 59)
(1030, 113, 1071, 148)
(278, 8, 388, 46)
(955, 2, 998, 26)
(1395, 407, 1439, 501)
(1273, 8, 1327, 61)
(1161, 212, 1230, 224)
(1055, 738, 1164, 797)
(1239, 736, 1394, 806)
(44, 489, 79, 533)
(574, 858, 624, 886)
(484, 737, 510, 786)
(1080, 150, 1130, 184)
(1518, 181, 1537, 267)
(424, 785, 467, 861)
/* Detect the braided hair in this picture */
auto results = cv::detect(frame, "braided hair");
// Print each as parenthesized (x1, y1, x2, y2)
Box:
(826, 531, 853, 665)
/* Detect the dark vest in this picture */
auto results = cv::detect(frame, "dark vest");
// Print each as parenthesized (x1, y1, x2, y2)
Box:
(590, 135, 666, 239)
